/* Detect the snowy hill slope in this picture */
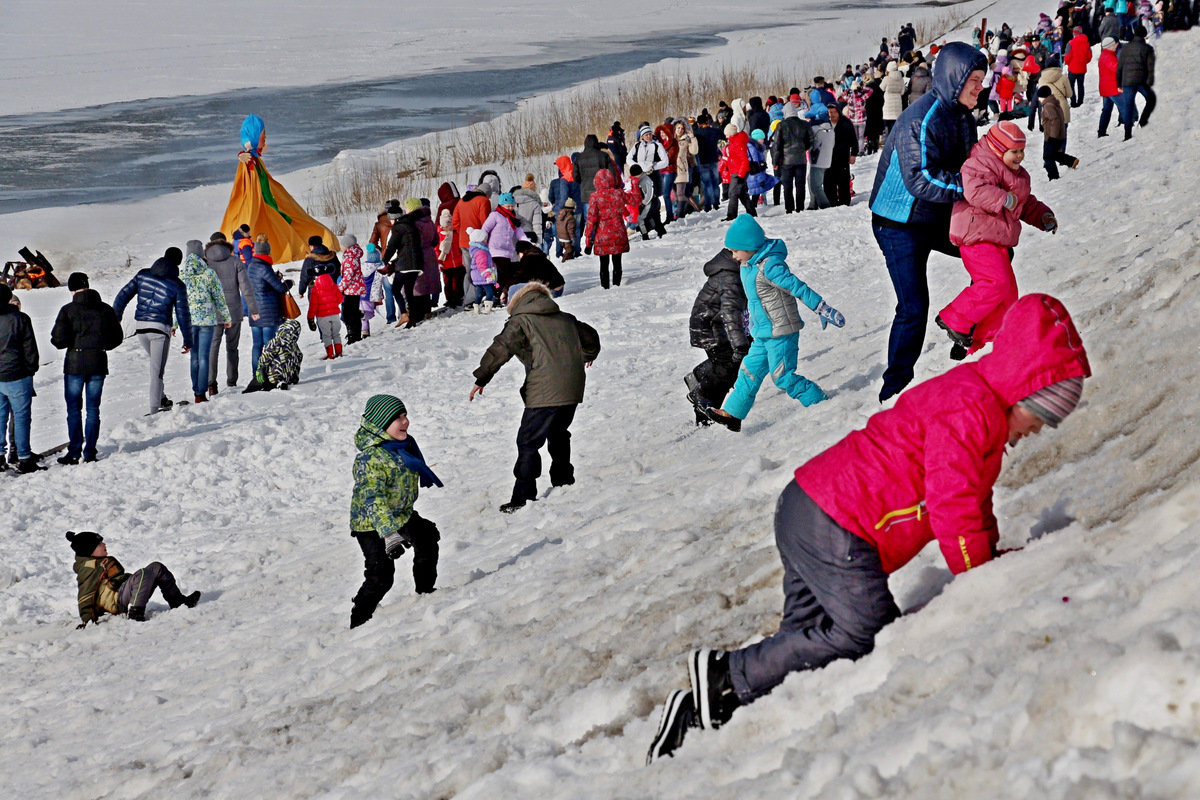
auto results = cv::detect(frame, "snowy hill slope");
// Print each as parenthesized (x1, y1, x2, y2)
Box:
(4, 30, 1200, 800)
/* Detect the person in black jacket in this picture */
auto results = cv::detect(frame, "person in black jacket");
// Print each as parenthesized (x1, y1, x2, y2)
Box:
(297, 235, 341, 297)
(770, 107, 814, 214)
(511, 241, 566, 297)
(685, 248, 749, 426)
(49, 273, 124, 464)
(606, 122, 628, 171)
(572, 134, 620, 242)
(824, 104, 860, 206)
(0, 283, 40, 473)
(1117, 24, 1156, 140)
(745, 97, 770, 138)
(383, 203, 425, 323)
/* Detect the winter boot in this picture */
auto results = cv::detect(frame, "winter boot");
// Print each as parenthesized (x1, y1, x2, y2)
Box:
(182, 591, 202, 608)
(935, 315, 973, 350)
(689, 648, 741, 730)
(499, 498, 528, 514)
(334, 343, 344, 358)
(159, 395, 174, 411)
(17, 457, 45, 474)
(57, 454, 80, 466)
(127, 607, 147, 622)
(705, 407, 742, 432)
(208, 383, 219, 396)
(194, 395, 208, 404)
(797, 380, 828, 407)
(646, 689, 696, 765)
(323, 344, 335, 360)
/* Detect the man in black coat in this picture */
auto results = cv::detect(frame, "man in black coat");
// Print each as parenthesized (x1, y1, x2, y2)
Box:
(572, 134, 619, 231)
(0, 283, 41, 473)
(1117, 24, 1156, 139)
(770, 109, 814, 213)
(824, 104, 860, 206)
(50, 272, 124, 464)
(685, 248, 749, 427)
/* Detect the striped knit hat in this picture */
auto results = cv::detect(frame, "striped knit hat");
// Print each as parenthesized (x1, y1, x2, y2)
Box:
(1018, 377, 1083, 428)
(985, 121, 1026, 155)
(362, 394, 406, 429)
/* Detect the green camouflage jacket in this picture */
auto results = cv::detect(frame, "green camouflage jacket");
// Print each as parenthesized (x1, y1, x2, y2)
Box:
(349, 420, 418, 537)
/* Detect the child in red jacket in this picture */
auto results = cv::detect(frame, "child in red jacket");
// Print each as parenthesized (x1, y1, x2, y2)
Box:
(307, 272, 344, 359)
(935, 122, 1057, 359)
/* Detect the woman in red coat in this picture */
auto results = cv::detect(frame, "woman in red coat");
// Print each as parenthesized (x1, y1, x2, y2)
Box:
(648, 293, 1090, 762)
(655, 122, 680, 222)
(583, 170, 630, 289)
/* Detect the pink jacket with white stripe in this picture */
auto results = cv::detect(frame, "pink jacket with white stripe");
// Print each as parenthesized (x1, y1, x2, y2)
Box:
(795, 294, 1090, 574)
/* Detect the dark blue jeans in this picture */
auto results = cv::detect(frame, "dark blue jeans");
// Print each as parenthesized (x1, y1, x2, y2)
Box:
(1068, 71, 1085, 105)
(64, 374, 105, 460)
(189, 325, 216, 397)
(250, 324, 279, 376)
(0, 376, 34, 460)
(873, 220, 959, 401)
(729, 482, 899, 703)
(1098, 95, 1120, 134)
(1120, 85, 1156, 136)
(696, 164, 720, 211)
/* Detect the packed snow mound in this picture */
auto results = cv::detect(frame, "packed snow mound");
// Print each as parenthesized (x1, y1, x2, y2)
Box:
(4, 28, 1200, 800)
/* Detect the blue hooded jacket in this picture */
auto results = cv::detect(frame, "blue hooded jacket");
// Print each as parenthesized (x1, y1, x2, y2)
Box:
(740, 239, 823, 339)
(112, 257, 193, 348)
(869, 42, 989, 226)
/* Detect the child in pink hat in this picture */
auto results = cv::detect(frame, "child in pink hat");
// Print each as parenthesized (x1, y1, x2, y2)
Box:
(936, 121, 1058, 358)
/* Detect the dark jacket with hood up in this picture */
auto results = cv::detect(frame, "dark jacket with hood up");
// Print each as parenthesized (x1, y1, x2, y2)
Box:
(50, 289, 124, 376)
(771, 115, 815, 167)
(204, 240, 259, 322)
(573, 135, 619, 204)
(689, 249, 750, 355)
(869, 41, 988, 226)
(472, 283, 601, 408)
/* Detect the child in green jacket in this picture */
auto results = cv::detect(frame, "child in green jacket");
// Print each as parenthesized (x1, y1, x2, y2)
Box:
(349, 394, 443, 628)
(67, 531, 200, 625)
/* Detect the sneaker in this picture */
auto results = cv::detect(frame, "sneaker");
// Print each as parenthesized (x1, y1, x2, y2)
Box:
(57, 454, 79, 466)
(689, 648, 741, 730)
(704, 407, 742, 432)
(645, 689, 696, 765)
(935, 315, 973, 349)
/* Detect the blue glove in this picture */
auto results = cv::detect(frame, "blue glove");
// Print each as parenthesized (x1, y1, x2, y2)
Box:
(816, 300, 845, 330)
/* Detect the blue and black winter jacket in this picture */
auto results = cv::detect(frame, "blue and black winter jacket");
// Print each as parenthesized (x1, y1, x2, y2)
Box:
(112, 258, 193, 348)
(869, 42, 988, 226)
(247, 257, 289, 328)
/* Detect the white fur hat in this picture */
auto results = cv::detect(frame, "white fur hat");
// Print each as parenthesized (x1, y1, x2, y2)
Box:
(467, 227, 487, 244)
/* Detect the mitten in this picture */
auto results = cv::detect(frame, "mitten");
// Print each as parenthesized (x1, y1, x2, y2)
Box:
(283, 279, 295, 292)
(307, 318, 317, 332)
(384, 531, 409, 559)
(815, 300, 846, 330)
(1003, 192, 1018, 211)
(584, 244, 593, 256)
(1042, 213, 1058, 233)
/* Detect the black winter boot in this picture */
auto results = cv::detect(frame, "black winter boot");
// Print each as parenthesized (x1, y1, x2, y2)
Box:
(689, 648, 741, 730)
(127, 607, 147, 622)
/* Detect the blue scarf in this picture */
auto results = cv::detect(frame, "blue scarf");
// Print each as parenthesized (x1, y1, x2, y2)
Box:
(380, 436, 443, 488)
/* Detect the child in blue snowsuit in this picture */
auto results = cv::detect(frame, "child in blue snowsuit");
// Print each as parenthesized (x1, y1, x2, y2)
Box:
(707, 216, 845, 431)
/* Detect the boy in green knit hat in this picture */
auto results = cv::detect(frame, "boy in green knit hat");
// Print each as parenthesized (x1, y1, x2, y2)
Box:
(349, 394, 443, 628)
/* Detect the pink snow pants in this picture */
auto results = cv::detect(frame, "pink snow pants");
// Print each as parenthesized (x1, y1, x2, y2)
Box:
(939, 241, 1018, 353)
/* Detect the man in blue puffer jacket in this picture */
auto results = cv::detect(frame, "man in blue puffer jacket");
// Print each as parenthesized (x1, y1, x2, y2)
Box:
(706, 216, 845, 432)
(113, 247, 193, 415)
(869, 41, 988, 403)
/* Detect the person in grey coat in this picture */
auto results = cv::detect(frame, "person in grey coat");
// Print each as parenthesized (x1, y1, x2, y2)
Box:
(204, 233, 260, 393)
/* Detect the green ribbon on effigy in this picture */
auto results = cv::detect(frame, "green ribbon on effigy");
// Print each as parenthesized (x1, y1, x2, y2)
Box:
(254, 159, 292, 225)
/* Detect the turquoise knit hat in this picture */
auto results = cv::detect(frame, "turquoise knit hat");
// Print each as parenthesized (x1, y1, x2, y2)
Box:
(724, 215, 767, 251)
(362, 394, 406, 429)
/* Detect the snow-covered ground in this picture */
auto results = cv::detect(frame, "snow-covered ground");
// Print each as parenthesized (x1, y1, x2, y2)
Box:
(4, 2, 1200, 798)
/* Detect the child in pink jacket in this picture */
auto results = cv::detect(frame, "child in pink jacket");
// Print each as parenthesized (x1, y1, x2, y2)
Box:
(936, 121, 1057, 359)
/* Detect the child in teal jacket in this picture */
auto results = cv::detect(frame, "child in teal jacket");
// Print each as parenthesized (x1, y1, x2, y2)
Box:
(707, 216, 845, 431)
(349, 394, 443, 627)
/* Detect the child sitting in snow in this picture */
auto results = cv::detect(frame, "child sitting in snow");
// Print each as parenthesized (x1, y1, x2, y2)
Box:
(936, 122, 1057, 360)
(705, 216, 845, 432)
(349, 394, 442, 628)
(67, 530, 201, 626)
(307, 271, 344, 359)
(467, 227, 500, 313)
(244, 318, 303, 391)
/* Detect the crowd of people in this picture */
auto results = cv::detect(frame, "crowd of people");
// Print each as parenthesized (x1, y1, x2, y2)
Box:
(0, 0, 1181, 769)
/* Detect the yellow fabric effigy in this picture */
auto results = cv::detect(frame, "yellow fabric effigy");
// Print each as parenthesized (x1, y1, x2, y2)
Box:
(220, 115, 339, 264)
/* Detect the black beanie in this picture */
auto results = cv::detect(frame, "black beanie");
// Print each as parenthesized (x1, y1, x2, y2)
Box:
(164, 247, 183, 266)
(0, 284, 11, 306)
(66, 530, 104, 557)
(67, 272, 89, 292)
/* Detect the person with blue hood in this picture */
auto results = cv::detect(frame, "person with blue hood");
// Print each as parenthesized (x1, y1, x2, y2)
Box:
(705, 217, 845, 432)
(868, 41, 989, 403)
(113, 247, 194, 415)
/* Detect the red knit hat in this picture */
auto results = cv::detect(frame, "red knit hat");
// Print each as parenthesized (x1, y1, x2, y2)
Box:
(985, 121, 1026, 154)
